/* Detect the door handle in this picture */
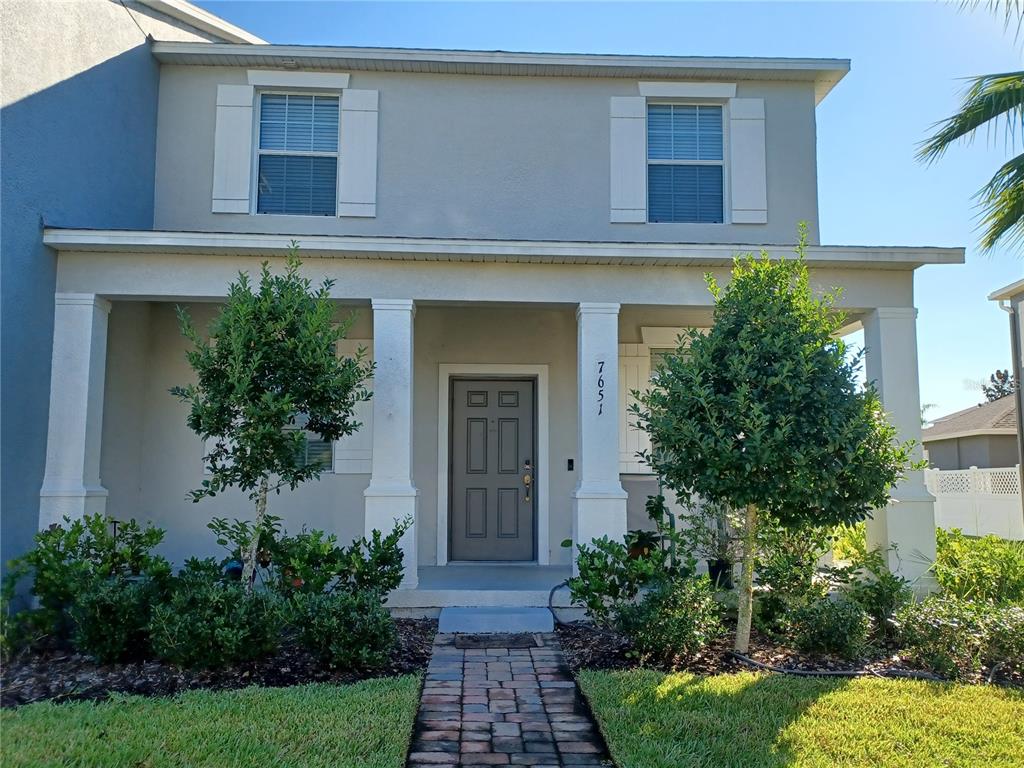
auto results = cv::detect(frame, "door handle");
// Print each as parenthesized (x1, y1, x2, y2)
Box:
(522, 460, 533, 503)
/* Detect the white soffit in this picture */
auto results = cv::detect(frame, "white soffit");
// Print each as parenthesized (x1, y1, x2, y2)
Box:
(43, 229, 965, 270)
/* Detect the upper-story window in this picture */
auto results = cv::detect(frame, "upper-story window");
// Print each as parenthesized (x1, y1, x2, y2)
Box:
(647, 104, 724, 223)
(256, 93, 339, 216)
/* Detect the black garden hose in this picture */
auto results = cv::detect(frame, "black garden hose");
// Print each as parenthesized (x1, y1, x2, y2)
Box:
(729, 651, 945, 681)
(548, 579, 571, 626)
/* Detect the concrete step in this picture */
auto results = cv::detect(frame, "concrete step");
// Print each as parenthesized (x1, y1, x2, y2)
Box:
(438, 606, 554, 634)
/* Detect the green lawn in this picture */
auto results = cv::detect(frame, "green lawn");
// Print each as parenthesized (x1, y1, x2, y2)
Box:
(1, 676, 421, 768)
(578, 669, 1024, 768)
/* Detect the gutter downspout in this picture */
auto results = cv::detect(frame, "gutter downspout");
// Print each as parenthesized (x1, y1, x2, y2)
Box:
(997, 299, 1024, 523)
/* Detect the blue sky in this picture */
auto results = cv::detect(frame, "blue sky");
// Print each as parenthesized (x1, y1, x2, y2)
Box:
(201, 0, 1022, 418)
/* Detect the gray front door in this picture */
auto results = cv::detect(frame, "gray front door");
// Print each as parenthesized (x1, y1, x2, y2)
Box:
(450, 379, 536, 561)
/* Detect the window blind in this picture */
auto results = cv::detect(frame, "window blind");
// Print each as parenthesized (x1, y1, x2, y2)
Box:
(257, 93, 339, 216)
(647, 104, 724, 223)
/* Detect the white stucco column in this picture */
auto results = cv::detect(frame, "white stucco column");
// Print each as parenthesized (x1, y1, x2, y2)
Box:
(862, 307, 936, 586)
(38, 293, 111, 530)
(364, 299, 418, 588)
(572, 303, 628, 570)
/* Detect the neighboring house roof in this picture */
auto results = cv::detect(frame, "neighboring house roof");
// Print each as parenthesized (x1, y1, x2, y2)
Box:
(150, 42, 850, 103)
(40, 228, 964, 269)
(138, 0, 266, 45)
(923, 397, 1018, 442)
(989, 277, 1024, 302)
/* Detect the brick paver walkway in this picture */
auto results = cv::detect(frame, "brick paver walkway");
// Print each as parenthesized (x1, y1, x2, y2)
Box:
(407, 633, 612, 767)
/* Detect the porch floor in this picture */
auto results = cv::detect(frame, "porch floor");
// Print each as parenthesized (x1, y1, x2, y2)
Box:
(388, 565, 574, 610)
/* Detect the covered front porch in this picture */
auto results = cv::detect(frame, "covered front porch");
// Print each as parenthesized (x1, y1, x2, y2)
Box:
(38, 229, 957, 605)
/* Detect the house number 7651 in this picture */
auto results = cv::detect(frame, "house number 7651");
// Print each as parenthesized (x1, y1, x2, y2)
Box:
(596, 360, 605, 415)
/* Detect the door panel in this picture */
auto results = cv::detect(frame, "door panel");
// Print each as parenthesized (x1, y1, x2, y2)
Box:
(450, 379, 535, 561)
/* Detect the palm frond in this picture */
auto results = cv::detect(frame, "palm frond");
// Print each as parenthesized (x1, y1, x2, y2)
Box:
(918, 72, 1024, 162)
(959, 0, 1024, 39)
(919, 72, 1024, 160)
(976, 151, 1024, 251)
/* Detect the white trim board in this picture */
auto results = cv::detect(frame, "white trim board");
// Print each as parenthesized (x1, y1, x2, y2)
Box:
(247, 70, 350, 89)
(41, 229, 967, 269)
(436, 364, 550, 567)
(639, 82, 736, 98)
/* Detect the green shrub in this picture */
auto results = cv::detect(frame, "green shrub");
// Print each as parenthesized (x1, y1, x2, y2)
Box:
(3, 514, 169, 645)
(208, 516, 411, 600)
(149, 575, 283, 669)
(68, 577, 160, 663)
(790, 596, 870, 660)
(896, 596, 1024, 679)
(563, 536, 661, 626)
(834, 548, 912, 644)
(754, 523, 830, 634)
(5, 515, 169, 622)
(333, 521, 410, 597)
(617, 576, 724, 666)
(934, 528, 1024, 603)
(832, 521, 866, 562)
(296, 590, 396, 669)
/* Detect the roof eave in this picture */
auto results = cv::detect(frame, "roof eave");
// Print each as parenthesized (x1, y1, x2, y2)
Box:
(150, 41, 850, 103)
(989, 277, 1024, 302)
(41, 228, 965, 269)
(138, 0, 266, 45)
(922, 428, 1017, 442)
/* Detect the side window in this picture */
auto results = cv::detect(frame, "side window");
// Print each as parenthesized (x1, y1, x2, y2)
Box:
(256, 93, 339, 216)
(287, 413, 334, 470)
(647, 104, 724, 223)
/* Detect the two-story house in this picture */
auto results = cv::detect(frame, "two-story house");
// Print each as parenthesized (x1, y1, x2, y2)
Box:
(8, 4, 964, 608)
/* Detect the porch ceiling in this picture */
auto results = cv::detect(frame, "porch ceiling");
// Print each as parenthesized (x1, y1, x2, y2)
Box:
(43, 228, 965, 270)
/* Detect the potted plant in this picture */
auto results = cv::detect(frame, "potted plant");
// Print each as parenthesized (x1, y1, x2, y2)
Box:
(625, 529, 661, 560)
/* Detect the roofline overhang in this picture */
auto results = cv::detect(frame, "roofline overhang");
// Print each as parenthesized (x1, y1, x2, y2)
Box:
(138, 0, 266, 45)
(41, 228, 965, 269)
(989, 277, 1024, 302)
(922, 428, 1017, 442)
(150, 41, 850, 103)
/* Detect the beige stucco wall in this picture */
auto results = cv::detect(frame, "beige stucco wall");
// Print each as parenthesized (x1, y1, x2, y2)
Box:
(102, 302, 374, 566)
(153, 65, 821, 245)
(100, 299, 716, 568)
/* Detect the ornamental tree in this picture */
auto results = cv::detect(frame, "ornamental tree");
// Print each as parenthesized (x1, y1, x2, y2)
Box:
(172, 246, 372, 592)
(632, 226, 918, 652)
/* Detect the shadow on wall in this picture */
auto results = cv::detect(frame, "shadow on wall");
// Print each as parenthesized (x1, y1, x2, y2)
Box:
(1, 43, 162, 580)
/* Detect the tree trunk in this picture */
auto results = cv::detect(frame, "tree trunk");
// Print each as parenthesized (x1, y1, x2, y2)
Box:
(734, 503, 758, 653)
(241, 476, 269, 595)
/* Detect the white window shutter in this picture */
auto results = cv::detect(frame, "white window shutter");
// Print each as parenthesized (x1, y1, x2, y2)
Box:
(618, 344, 652, 473)
(212, 84, 255, 213)
(334, 339, 373, 473)
(338, 89, 379, 218)
(728, 97, 767, 224)
(609, 96, 647, 223)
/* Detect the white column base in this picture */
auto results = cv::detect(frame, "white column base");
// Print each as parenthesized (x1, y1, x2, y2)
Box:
(38, 486, 108, 530)
(866, 475, 937, 593)
(571, 489, 628, 575)
(364, 485, 419, 589)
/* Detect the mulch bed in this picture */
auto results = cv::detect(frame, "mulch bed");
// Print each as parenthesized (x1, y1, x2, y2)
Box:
(1, 619, 436, 708)
(556, 621, 1023, 687)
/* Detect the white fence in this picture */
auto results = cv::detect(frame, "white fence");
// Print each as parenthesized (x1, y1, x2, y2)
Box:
(924, 466, 1024, 540)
